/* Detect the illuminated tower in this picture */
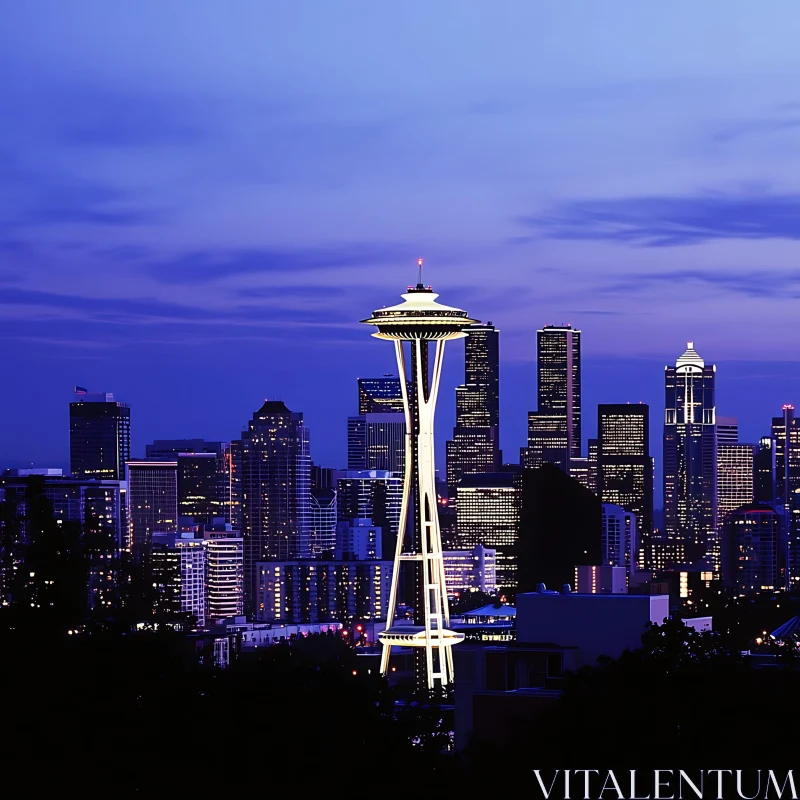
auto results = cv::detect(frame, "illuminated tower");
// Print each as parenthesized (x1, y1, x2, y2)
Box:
(663, 342, 718, 567)
(362, 262, 475, 692)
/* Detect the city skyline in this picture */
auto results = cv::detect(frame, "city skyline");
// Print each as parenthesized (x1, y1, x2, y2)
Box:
(5, 3, 800, 485)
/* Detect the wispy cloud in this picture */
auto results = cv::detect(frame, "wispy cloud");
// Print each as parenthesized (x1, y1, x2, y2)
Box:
(602, 269, 800, 298)
(144, 243, 412, 284)
(518, 192, 800, 247)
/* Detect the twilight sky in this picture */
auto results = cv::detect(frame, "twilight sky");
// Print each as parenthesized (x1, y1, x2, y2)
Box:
(3, 2, 800, 494)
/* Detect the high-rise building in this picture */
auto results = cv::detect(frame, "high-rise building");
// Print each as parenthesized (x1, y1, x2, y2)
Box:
(223, 440, 243, 528)
(517, 464, 602, 593)
(0, 472, 127, 549)
(521, 325, 581, 471)
(202, 525, 244, 622)
(256, 559, 393, 623)
(335, 518, 382, 560)
(716, 417, 739, 445)
(568, 457, 594, 494)
(336, 469, 402, 560)
(309, 487, 337, 556)
(789, 490, 800, 589)
(146, 440, 229, 523)
(520, 413, 570, 472)
(0, 471, 127, 608)
(126, 460, 178, 556)
(240, 400, 311, 609)
(717, 444, 755, 531)
(446, 323, 501, 497)
(455, 472, 521, 591)
(362, 272, 473, 691)
(754, 437, 777, 505)
(597, 404, 653, 534)
(358, 375, 408, 414)
(772, 405, 800, 507)
(663, 343, 718, 567)
(347, 413, 406, 474)
(69, 388, 130, 480)
(601, 503, 638, 575)
(443, 545, 498, 594)
(151, 532, 207, 626)
(723, 505, 782, 595)
(310, 464, 334, 490)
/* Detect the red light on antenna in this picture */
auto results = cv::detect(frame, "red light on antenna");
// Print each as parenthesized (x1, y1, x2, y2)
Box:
(417, 258, 423, 266)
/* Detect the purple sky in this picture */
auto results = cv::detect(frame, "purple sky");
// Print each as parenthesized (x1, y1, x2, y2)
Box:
(3, 2, 800, 496)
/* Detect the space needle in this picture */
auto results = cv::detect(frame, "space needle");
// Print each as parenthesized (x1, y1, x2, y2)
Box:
(362, 260, 476, 693)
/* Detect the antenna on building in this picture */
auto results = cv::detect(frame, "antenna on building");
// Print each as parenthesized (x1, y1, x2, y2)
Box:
(417, 258, 423, 286)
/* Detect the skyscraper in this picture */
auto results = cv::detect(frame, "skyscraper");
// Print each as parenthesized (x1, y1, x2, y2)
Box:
(663, 343, 718, 567)
(126, 460, 179, 556)
(203, 525, 244, 621)
(240, 400, 311, 610)
(772, 405, 800, 507)
(151, 532, 207, 626)
(754, 437, 776, 505)
(601, 503, 638, 574)
(337, 469, 402, 559)
(455, 472, 521, 591)
(446, 322, 501, 498)
(362, 270, 473, 691)
(347, 413, 406, 474)
(716, 416, 739, 445)
(309, 486, 337, 556)
(597, 403, 653, 535)
(723, 505, 782, 595)
(517, 464, 602, 593)
(521, 324, 581, 470)
(146, 440, 230, 522)
(717, 444, 754, 532)
(358, 376, 408, 414)
(69, 388, 130, 480)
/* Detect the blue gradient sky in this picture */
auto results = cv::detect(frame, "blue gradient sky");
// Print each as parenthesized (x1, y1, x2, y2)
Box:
(3, 2, 800, 496)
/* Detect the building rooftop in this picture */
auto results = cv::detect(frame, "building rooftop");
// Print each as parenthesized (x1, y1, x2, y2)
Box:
(462, 604, 516, 618)
(255, 399, 292, 415)
(675, 341, 705, 369)
(458, 472, 518, 489)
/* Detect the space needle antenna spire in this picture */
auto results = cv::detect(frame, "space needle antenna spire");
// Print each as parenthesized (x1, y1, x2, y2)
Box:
(362, 262, 476, 694)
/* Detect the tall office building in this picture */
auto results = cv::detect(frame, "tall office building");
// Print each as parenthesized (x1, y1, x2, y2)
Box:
(126, 460, 178, 556)
(146, 440, 229, 522)
(257, 559, 393, 623)
(446, 323, 501, 497)
(347, 414, 406, 474)
(240, 400, 311, 609)
(754, 437, 777, 505)
(358, 376, 408, 414)
(203, 525, 244, 621)
(597, 404, 653, 534)
(663, 343, 718, 567)
(717, 417, 739, 445)
(601, 503, 638, 574)
(224, 440, 243, 527)
(151, 532, 207, 626)
(69, 388, 130, 480)
(772, 405, 800, 507)
(309, 487, 337, 556)
(517, 464, 602, 593)
(442, 545, 498, 594)
(337, 469, 402, 561)
(723, 505, 782, 595)
(521, 324, 581, 471)
(455, 472, 521, 591)
(717, 444, 754, 531)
